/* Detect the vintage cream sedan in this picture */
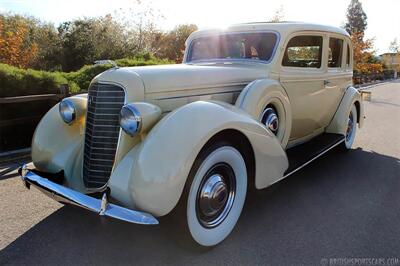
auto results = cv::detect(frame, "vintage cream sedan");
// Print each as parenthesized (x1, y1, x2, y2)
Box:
(20, 22, 365, 246)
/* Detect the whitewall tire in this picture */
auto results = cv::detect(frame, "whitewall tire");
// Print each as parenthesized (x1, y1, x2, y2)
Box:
(184, 144, 248, 246)
(343, 105, 357, 150)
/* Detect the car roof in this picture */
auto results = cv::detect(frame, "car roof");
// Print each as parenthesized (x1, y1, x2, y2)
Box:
(186, 22, 350, 45)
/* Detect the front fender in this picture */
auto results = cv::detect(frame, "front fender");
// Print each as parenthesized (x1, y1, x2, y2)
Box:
(31, 94, 87, 191)
(326, 86, 364, 135)
(108, 101, 288, 216)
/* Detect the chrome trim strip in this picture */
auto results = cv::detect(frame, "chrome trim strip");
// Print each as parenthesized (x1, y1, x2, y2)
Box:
(283, 137, 345, 178)
(146, 82, 251, 97)
(20, 167, 158, 225)
(155, 89, 243, 101)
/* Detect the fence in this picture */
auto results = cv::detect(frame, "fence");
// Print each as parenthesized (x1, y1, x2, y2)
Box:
(0, 85, 69, 152)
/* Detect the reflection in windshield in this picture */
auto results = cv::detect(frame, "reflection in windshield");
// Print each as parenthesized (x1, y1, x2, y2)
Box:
(188, 32, 278, 63)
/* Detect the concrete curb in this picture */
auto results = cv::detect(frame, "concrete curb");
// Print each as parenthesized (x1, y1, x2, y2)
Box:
(356, 79, 399, 90)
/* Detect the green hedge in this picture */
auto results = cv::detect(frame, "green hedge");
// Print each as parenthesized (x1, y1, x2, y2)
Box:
(0, 55, 173, 97)
(0, 64, 69, 97)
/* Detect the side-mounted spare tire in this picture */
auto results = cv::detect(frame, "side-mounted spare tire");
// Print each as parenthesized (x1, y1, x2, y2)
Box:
(236, 79, 292, 148)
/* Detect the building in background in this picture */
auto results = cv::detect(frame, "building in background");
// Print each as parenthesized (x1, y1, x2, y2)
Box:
(380, 53, 400, 78)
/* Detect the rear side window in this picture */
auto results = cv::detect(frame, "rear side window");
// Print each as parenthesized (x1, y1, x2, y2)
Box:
(328, 38, 344, 68)
(282, 35, 323, 68)
(346, 44, 351, 66)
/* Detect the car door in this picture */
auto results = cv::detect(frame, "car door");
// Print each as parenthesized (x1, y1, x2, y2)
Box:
(279, 33, 329, 142)
(324, 35, 352, 122)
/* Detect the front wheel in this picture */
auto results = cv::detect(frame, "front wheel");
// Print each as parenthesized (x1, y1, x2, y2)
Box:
(342, 104, 357, 150)
(181, 142, 248, 246)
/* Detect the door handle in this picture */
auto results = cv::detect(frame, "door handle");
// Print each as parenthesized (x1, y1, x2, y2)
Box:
(324, 80, 331, 86)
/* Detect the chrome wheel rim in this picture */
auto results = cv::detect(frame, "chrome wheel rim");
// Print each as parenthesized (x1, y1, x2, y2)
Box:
(196, 163, 236, 228)
(346, 111, 354, 142)
(261, 107, 279, 135)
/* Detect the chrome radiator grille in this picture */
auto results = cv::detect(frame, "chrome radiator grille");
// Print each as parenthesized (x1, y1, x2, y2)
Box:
(83, 83, 125, 188)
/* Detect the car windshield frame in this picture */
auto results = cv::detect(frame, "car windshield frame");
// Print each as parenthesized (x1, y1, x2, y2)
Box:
(185, 30, 280, 64)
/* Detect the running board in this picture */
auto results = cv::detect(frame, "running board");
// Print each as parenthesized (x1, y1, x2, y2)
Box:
(284, 133, 345, 177)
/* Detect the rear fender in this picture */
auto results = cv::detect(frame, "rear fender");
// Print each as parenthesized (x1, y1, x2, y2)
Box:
(326, 86, 364, 135)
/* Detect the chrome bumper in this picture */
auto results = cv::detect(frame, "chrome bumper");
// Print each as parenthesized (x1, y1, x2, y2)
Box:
(19, 165, 158, 225)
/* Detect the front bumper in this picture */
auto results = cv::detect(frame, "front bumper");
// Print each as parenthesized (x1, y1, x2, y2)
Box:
(19, 165, 158, 225)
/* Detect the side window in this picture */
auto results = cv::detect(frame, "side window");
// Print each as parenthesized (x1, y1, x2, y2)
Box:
(328, 38, 344, 68)
(282, 35, 323, 68)
(346, 43, 351, 67)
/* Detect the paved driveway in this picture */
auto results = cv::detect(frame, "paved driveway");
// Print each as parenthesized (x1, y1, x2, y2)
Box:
(1, 81, 399, 265)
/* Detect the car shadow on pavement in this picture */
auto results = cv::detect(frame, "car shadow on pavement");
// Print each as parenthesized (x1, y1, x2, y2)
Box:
(1, 147, 399, 265)
(0, 157, 30, 180)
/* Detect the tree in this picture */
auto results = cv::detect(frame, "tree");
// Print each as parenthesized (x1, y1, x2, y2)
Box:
(58, 15, 129, 71)
(153, 24, 198, 62)
(344, 0, 382, 75)
(350, 32, 382, 74)
(269, 6, 285, 23)
(345, 0, 367, 39)
(389, 38, 399, 54)
(113, 1, 164, 54)
(0, 14, 63, 70)
(1, 5, 196, 71)
(0, 14, 39, 68)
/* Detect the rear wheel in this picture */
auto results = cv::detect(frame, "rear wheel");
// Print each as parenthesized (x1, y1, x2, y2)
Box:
(180, 142, 248, 246)
(342, 105, 357, 150)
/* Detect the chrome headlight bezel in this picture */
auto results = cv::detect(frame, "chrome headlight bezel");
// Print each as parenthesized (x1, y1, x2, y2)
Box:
(119, 104, 142, 136)
(59, 98, 76, 125)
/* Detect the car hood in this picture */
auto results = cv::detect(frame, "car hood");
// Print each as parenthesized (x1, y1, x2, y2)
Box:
(121, 63, 268, 94)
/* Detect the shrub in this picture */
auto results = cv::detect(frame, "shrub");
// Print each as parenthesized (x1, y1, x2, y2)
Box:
(0, 55, 173, 97)
(64, 54, 172, 92)
(0, 63, 69, 97)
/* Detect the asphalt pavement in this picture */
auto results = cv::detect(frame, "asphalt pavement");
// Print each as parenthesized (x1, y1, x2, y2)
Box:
(0, 81, 399, 265)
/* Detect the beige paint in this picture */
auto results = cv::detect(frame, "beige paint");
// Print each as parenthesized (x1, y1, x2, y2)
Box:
(326, 86, 364, 135)
(279, 32, 353, 142)
(108, 101, 288, 216)
(31, 95, 87, 192)
(235, 79, 292, 148)
(30, 22, 363, 216)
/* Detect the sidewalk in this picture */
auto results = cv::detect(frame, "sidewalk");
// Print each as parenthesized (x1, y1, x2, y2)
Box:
(355, 78, 399, 90)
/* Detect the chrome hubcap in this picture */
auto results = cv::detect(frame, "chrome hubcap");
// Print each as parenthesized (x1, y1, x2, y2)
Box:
(261, 107, 279, 135)
(346, 111, 354, 142)
(196, 163, 236, 228)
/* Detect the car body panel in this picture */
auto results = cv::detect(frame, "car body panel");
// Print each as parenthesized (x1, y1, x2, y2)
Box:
(326, 86, 364, 135)
(31, 96, 87, 192)
(278, 31, 353, 142)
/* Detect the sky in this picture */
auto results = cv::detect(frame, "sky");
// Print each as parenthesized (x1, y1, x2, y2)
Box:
(1, 0, 399, 54)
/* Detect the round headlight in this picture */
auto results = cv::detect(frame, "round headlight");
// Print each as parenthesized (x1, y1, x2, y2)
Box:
(59, 99, 76, 124)
(120, 104, 142, 136)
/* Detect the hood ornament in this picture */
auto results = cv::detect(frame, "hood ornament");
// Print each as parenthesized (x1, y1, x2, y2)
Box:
(94, 59, 119, 69)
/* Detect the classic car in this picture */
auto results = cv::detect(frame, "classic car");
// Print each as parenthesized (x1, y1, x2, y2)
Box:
(20, 22, 365, 246)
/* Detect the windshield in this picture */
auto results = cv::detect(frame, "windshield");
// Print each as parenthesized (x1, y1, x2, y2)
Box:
(187, 32, 278, 63)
